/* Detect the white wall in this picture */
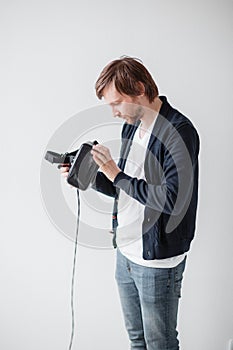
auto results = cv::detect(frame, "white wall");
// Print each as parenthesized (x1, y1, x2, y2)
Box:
(1, 0, 233, 349)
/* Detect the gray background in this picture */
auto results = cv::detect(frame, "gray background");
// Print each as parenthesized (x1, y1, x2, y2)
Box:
(1, 0, 233, 349)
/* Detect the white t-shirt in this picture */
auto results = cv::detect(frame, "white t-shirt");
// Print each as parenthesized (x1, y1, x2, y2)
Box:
(116, 117, 186, 268)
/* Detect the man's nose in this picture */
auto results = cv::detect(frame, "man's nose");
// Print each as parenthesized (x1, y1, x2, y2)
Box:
(112, 106, 120, 118)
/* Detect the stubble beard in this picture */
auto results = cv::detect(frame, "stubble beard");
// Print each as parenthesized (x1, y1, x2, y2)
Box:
(125, 105, 144, 125)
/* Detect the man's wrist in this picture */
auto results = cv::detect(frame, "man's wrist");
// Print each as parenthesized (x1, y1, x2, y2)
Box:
(100, 160, 121, 182)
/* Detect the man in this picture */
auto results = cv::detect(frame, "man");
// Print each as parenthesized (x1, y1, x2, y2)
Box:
(61, 56, 200, 350)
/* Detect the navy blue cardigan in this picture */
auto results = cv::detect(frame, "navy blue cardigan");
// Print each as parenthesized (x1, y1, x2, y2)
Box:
(92, 96, 200, 260)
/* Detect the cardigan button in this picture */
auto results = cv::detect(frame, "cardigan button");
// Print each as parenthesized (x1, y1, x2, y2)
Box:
(147, 217, 150, 222)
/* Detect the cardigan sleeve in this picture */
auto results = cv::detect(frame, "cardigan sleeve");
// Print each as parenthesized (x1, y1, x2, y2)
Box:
(91, 170, 117, 197)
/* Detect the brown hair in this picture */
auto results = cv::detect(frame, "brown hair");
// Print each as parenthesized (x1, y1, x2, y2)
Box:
(95, 56, 159, 103)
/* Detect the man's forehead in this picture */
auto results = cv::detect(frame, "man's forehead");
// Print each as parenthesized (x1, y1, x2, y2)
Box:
(102, 84, 130, 106)
(103, 82, 118, 99)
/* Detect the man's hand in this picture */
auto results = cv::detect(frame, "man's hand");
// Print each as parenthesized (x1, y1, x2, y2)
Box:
(91, 144, 121, 182)
(59, 163, 70, 178)
(58, 163, 75, 188)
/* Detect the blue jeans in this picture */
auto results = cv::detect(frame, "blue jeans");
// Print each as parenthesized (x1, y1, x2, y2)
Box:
(115, 248, 187, 350)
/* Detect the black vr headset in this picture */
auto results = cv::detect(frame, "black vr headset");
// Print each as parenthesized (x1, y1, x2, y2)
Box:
(44, 140, 99, 190)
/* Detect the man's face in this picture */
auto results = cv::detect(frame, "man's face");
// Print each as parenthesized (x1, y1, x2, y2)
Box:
(102, 82, 143, 125)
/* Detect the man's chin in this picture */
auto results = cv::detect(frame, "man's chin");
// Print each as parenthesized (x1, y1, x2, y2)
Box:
(125, 120, 134, 125)
(125, 116, 141, 125)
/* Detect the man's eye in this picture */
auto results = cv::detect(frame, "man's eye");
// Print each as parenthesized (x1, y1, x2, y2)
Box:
(109, 101, 121, 108)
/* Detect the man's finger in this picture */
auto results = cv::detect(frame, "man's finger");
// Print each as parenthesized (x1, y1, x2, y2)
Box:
(91, 150, 106, 165)
(60, 167, 70, 173)
(93, 144, 109, 155)
(57, 163, 70, 169)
